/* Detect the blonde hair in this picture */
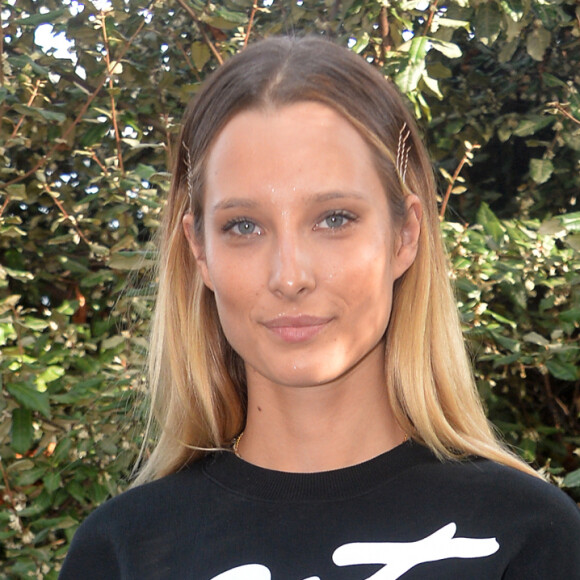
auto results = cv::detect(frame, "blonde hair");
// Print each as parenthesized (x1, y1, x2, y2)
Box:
(134, 37, 537, 485)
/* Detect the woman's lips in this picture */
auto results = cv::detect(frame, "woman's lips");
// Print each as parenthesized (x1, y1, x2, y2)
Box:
(262, 316, 332, 343)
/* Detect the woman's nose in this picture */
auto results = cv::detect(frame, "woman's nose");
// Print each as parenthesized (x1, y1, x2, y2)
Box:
(267, 235, 316, 298)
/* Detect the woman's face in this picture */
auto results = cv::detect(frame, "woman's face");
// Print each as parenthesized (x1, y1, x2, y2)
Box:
(184, 102, 420, 390)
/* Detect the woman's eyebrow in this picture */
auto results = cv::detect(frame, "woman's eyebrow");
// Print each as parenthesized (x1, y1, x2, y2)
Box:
(211, 198, 259, 212)
(310, 191, 366, 203)
(212, 191, 366, 213)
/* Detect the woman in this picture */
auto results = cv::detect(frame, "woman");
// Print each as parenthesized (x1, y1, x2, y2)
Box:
(60, 37, 580, 579)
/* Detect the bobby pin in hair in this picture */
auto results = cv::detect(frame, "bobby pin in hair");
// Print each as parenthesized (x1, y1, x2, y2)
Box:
(183, 142, 195, 206)
(396, 124, 411, 184)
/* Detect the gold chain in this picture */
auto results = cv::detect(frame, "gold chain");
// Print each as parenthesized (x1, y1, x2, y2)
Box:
(233, 431, 244, 458)
(233, 430, 408, 459)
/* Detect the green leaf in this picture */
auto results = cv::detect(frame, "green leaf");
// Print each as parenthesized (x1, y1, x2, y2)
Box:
(38, 366, 65, 385)
(559, 212, 580, 232)
(5, 184, 27, 199)
(395, 37, 428, 94)
(12, 104, 66, 123)
(11, 408, 33, 454)
(39, 109, 67, 122)
(7, 382, 51, 417)
(474, 3, 501, 46)
(523, 331, 549, 346)
(437, 17, 470, 30)
(499, 38, 518, 64)
(43, 472, 62, 494)
(526, 27, 551, 62)
(191, 41, 211, 71)
(513, 116, 553, 137)
(135, 164, 157, 181)
(215, 5, 249, 25)
(12, 466, 46, 486)
(80, 122, 110, 147)
(14, 8, 67, 26)
(491, 332, 521, 353)
(529, 159, 553, 185)
(559, 309, 580, 323)
(538, 218, 564, 236)
(429, 39, 462, 59)
(20, 316, 49, 331)
(426, 62, 452, 79)
(476, 203, 505, 246)
(546, 359, 579, 381)
(101, 335, 125, 351)
(563, 468, 580, 489)
(499, 0, 524, 21)
(351, 33, 370, 54)
(109, 251, 156, 270)
(487, 310, 517, 329)
(18, 489, 52, 517)
(7, 54, 50, 76)
(202, 11, 247, 30)
(564, 234, 580, 252)
(542, 73, 568, 88)
(539, 213, 580, 235)
(421, 73, 443, 99)
(408, 36, 429, 62)
(4, 267, 34, 281)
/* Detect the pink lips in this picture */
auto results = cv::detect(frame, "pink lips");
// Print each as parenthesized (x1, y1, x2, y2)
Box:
(262, 315, 331, 343)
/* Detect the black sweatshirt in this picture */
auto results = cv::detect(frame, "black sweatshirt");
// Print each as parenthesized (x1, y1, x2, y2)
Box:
(59, 441, 580, 579)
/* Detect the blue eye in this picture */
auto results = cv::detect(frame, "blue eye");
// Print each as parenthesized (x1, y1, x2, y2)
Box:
(224, 219, 261, 236)
(323, 214, 347, 228)
(234, 221, 256, 235)
(317, 211, 356, 230)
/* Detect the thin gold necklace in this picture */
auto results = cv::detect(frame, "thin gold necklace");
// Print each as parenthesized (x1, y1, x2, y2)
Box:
(233, 431, 244, 458)
(233, 431, 409, 459)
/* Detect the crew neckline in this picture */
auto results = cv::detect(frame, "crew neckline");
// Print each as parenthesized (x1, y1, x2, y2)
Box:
(201, 440, 435, 502)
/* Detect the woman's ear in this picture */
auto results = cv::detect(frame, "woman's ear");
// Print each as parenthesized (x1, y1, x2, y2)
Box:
(393, 194, 422, 280)
(182, 213, 214, 291)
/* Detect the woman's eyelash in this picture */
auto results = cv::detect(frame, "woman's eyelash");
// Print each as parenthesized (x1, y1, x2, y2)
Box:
(222, 218, 261, 236)
(222, 211, 357, 235)
(317, 210, 358, 229)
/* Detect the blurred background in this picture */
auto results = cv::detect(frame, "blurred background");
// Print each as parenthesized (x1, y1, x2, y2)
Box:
(0, 0, 579, 576)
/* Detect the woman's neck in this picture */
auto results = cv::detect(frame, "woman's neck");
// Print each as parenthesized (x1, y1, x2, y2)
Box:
(236, 347, 406, 472)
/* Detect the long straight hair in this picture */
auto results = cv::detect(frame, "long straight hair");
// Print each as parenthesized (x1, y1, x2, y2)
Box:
(134, 37, 537, 485)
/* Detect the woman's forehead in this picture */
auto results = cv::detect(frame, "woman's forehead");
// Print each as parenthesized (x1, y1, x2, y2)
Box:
(204, 102, 382, 202)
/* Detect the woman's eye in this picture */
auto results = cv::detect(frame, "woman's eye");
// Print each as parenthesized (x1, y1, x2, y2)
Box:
(317, 211, 356, 230)
(224, 219, 261, 236)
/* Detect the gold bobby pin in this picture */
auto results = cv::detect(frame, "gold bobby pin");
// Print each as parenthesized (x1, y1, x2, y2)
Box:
(396, 124, 411, 184)
(183, 142, 195, 205)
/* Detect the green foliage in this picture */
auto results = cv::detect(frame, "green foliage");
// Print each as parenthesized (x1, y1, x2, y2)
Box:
(445, 207, 580, 476)
(0, 0, 579, 576)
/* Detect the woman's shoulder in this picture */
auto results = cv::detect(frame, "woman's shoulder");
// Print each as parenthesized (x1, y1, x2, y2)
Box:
(420, 446, 577, 502)
(82, 454, 212, 528)
(412, 446, 580, 530)
(59, 456, 215, 579)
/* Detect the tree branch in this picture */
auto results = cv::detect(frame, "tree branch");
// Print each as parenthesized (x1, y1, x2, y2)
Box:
(547, 100, 580, 126)
(424, 0, 439, 35)
(100, 11, 125, 175)
(0, 3, 155, 192)
(44, 184, 92, 247)
(0, 7, 5, 88)
(175, 0, 223, 65)
(378, 5, 391, 62)
(10, 79, 43, 138)
(0, 457, 16, 513)
(244, 1, 259, 48)
(439, 143, 480, 219)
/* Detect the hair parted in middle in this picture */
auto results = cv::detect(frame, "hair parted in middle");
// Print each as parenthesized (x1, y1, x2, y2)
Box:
(135, 36, 536, 485)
